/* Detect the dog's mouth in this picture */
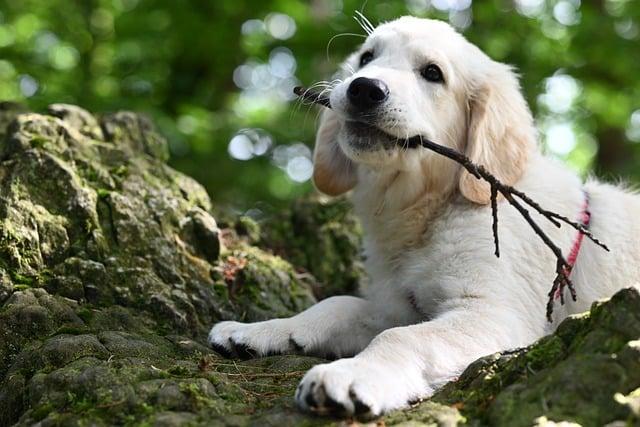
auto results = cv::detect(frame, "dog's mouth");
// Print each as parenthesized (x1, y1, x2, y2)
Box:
(345, 120, 391, 141)
(344, 121, 423, 150)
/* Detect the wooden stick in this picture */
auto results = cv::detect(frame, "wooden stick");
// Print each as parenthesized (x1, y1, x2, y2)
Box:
(294, 86, 331, 108)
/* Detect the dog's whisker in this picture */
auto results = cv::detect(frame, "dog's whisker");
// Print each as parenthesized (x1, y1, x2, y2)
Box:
(354, 10, 375, 35)
(343, 63, 356, 76)
(326, 33, 368, 63)
(354, 15, 373, 35)
(290, 92, 314, 119)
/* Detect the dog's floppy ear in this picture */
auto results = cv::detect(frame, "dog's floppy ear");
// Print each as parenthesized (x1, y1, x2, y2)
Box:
(312, 108, 357, 196)
(459, 63, 535, 204)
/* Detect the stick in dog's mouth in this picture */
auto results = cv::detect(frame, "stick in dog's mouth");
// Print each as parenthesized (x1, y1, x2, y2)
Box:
(293, 86, 332, 109)
(293, 86, 424, 149)
(293, 84, 610, 322)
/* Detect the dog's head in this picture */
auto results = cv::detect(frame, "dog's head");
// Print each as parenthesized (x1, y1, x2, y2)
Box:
(313, 17, 536, 204)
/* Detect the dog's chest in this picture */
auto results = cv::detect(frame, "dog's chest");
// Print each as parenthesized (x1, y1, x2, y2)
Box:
(364, 205, 491, 321)
(397, 254, 456, 319)
(366, 243, 457, 322)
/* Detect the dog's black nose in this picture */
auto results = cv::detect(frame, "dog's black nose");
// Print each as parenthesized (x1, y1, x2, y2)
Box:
(347, 77, 389, 110)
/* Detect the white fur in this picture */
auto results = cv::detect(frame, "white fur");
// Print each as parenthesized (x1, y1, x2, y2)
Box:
(209, 17, 640, 417)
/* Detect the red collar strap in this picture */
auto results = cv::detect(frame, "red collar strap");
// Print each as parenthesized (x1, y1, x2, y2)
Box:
(555, 192, 591, 300)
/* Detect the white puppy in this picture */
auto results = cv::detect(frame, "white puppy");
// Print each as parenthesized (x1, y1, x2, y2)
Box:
(209, 16, 640, 417)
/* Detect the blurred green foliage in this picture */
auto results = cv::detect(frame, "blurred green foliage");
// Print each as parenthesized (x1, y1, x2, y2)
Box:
(0, 0, 639, 211)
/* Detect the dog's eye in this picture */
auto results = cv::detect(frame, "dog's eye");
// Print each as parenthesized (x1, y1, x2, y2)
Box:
(359, 51, 374, 68)
(421, 64, 444, 83)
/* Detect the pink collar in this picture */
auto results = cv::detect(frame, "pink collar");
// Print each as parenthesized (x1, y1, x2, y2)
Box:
(555, 193, 591, 300)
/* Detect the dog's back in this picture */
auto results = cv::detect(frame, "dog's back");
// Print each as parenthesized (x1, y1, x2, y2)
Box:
(573, 180, 640, 306)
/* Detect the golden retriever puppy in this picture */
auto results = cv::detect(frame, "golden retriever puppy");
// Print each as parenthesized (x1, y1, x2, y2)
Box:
(209, 17, 640, 417)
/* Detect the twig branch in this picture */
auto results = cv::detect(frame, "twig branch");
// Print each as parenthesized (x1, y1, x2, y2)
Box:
(294, 86, 609, 322)
(491, 185, 499, 257)
(294, 86, 331, 108)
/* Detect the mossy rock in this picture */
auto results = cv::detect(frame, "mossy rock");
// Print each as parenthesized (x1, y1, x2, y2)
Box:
(1, 103, 639, 426)
(433, 287, 640, 426)
(0, 104, 320, 425)
(257, 197, 365, 298)
(0, 104, 317, 335)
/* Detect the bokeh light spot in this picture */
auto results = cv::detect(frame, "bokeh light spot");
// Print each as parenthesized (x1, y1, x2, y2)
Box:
(49, 44, 80, 70)
(626, 110, 640, 143)
(514, 0, 545, 17)
(228, 134, 255, 160)
(265, 13, 296, 40)
(546, 122, 577, 156)
(0, 25, 15, 47)
(553, 0, 581, 26)
(19, 75, 38, 97)
(538, 73, 581, 114)
(286, 156, 313, 182)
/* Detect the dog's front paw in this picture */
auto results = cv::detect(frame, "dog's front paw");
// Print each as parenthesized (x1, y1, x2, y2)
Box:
(295, 358, 427, 418)
(207, 321, 257, 359)
(208, 319, 301, 359)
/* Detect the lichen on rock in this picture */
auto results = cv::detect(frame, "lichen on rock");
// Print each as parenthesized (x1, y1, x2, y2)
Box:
(1, 103, 639, 426)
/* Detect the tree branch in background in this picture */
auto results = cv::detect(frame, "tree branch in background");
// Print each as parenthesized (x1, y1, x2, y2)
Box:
(294, 85, 610, 322)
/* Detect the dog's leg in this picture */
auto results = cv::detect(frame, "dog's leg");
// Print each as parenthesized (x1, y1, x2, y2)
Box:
(296, 303, 524, 417)
(208, 296, 387, 359)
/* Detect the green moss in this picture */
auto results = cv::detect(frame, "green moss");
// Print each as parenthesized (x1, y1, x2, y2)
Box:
(29, 401, 54, 422)
(29, 136, 48, 149)
(169, 365, 192, 376)
(112, 165, 128, 177)
(11, 272, 36, 286)
(75, 307, 95, 323)
(179, 380, 220, 410)
(50, 325, 90, 335)
(523, 335, 566, 372)
(235, 215, 261, 243)
(210, 246, 315, 322)
(259, 198, 364, 298)
(97, 188, 111, 199)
